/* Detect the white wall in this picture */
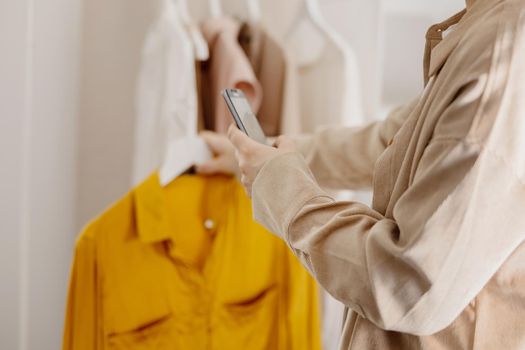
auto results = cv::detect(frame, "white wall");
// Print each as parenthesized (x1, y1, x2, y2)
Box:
(0, 2, 28, 347)
(382, 0, 462, 17)
(0, 0, 82, 348)
(76, 0, 160, 228)
(320, 0, 383, 118)
(380, 0, 463, 110)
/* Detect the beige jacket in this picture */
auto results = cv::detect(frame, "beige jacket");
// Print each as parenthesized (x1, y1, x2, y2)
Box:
(252, 0, 525, 349)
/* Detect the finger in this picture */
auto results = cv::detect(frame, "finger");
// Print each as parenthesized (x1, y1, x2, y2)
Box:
(234, 149, 240, 162)
(275, 136, 295, 151)
(226, 124, 240, 146)
(227, 124, 255, 151)
(238, 159, 247, 177)
(196, 158, 228, 175)
(240, 175, 252, 198)
(273, 135, 286, 147)
(199, 131, 229, 154)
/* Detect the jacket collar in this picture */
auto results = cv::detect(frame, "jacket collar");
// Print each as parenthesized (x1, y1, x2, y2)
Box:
(426, 10, 467, 80)
(424, 9, 467, 84)
(425, 0, 502, 84)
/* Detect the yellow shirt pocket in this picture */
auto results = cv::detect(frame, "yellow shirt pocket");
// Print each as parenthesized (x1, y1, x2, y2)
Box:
(107, 312, 176, 350)
(217, 285, 280, 349)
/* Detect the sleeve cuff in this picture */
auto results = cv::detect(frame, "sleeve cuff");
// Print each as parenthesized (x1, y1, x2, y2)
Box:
(251, 152, 332, 239)
(290, 134, 314, 159)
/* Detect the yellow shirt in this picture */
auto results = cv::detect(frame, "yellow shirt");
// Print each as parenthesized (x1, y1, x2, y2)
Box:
(63, 174, 321, 350)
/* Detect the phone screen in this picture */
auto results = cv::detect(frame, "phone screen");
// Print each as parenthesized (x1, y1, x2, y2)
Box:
(228, 92, 267, 145)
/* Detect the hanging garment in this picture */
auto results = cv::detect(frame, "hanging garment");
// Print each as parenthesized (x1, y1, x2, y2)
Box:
(221, 0, 260, 23)
(282, 6, 363, 132)
(132, 0, 199, 185)
(251, 1, 525, 349)
(186, 0, 222, 23)
(200, 17, 262, 133)
(238, 23, 301, 136)
(292, 34, 362, 132)
(63, 174, 321, 350)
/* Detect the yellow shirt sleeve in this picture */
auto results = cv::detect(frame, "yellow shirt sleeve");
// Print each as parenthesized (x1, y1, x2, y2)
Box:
(63, 232, 103, 350)
(286, 250, 322, 350)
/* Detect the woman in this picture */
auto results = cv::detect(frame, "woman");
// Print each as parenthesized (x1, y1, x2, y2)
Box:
(198, 0, 525, 348)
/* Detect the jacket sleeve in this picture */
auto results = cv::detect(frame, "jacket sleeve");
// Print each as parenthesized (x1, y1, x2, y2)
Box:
(290, 100, 418, 191)
(252, 134, 482, 336)
(250, 62, 505, 335)
(63, 234, 102, 350)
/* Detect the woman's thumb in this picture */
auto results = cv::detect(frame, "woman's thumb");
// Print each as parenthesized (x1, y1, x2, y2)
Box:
(274, 136, 295, 151)
(200, 131, 226, 154)
(196, 158, 221, 174)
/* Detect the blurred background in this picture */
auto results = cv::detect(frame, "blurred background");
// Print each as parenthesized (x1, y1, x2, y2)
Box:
(1, 0, 463, 348)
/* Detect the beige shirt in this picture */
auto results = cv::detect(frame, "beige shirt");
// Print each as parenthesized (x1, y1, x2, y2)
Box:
(252, 0, 525, 349)
(238, 22, 302, 137)
(239, 23, 284, 136)
(200, 17, 262, 134)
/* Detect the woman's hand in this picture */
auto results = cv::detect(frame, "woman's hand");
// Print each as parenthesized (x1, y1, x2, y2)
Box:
(196, 131, 239, 176)
(227, 125, 296, 196)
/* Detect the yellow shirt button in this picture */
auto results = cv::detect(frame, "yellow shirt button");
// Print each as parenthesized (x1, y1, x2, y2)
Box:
(203, 219, 216, 231)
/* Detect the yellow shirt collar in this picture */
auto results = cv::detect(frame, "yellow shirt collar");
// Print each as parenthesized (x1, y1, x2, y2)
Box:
(134, 173, 172, 243)
(133, 173, 236, 268)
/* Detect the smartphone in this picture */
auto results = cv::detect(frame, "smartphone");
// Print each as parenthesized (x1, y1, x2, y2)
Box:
(222, 89, 268, 145)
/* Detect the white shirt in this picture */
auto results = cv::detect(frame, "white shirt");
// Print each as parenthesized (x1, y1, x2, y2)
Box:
(133, 0, 198, 184)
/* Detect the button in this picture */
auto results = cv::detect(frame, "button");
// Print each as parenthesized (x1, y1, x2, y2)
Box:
(203, 219, 216, 231)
